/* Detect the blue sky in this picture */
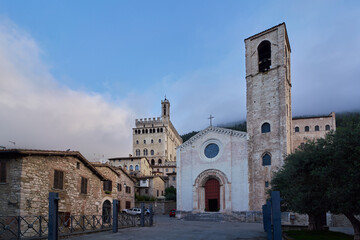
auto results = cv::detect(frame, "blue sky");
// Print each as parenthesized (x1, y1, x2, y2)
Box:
(0, 1, 359, 159)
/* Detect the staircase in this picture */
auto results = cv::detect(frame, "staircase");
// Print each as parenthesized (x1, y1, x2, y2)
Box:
(183, 212, 225, 222)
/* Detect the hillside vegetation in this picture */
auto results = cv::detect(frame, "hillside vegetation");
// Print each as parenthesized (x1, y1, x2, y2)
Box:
(180, 111, 360, 143)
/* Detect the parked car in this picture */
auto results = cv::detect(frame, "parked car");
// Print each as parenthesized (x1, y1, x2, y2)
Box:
(123, 208, 150, 215)
(169, 209, 176, 217)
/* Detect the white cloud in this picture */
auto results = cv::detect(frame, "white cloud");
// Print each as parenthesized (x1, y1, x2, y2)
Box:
(0, 19, 134, 161)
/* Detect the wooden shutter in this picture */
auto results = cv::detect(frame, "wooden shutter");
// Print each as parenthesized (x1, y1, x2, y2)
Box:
(54, 170, 64, 189)
(81, 177, 88, 194)
(0, 161, 6, 183)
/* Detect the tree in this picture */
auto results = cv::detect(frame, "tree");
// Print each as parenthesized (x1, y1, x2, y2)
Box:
(271, 139, 331, 230)
(325, 118, 360, 240)
(165, 186, 176, 201)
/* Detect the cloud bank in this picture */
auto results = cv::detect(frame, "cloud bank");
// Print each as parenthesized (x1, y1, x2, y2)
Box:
(0, 20, 134, 161)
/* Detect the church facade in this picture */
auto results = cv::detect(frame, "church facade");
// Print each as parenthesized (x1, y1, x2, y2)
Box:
(176, 23, 335, 216)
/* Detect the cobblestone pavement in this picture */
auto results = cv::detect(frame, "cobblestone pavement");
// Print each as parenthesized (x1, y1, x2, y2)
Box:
(68, 215, 267, 240)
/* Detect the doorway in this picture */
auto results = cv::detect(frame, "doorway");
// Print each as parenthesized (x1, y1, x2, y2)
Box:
(205, 178, 220, 211)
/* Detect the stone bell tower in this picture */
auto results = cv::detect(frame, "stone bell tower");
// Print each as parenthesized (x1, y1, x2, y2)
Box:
(161, 97, 170, 121)
(245, 23, 292, 210)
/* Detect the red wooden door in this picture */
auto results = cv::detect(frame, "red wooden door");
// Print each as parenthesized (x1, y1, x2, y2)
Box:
(205, 178, 220, 211)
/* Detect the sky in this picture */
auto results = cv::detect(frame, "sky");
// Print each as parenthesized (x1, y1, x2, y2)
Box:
(0, 0, 359, 160)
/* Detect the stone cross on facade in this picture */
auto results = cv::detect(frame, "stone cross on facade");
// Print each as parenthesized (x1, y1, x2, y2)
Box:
(208, 114, 214, 126)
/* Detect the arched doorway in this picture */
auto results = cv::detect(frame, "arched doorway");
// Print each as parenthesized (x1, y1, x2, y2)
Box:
(102, 200, 111, 223)
(205, 178, 220, 212)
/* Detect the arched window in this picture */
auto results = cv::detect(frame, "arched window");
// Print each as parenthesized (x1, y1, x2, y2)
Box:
(258, 40, 271, 72)
(151, 159, 155, 165)
(135, 165, 139, 171)
(135, 149, 140, 156)
(151, 150, 154, 155)
(315, 125, 320, 131)
(151, 139, 154, 144)
(325, 125, 330, 131)
(142, 129, 144, 134)
(160, 128, 163, 133)
(136, 140, 139, 144)
(149, 129, 152, 133)
(305, 126, 310, 132)
(159, 139, 161, 143)
(143, 149, 148, 156)
(124, 165, 128, 170)
(262, 153, 271, 166)
(130, 165, 133, 171)
(157, 128, 160, 133)
(295, 127, 299, 132)
(144, 140, 146, 144)
(261, 122, 271, 133)
(158, 159, 162, 165)
(145, 129, 148, 134)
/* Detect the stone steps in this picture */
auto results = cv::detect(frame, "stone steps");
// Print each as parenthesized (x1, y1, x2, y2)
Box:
(183, 213, 225, 222)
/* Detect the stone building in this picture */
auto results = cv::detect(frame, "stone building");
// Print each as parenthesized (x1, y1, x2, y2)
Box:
(292, 112, 336, 151)
(136, 176, 166, 198)
(92, 163, 136, 211)
(108, 156, 152, 177)
(0, 149, 135, 217)
(133, 98, 182, 166)
(176, 23, 336, 216)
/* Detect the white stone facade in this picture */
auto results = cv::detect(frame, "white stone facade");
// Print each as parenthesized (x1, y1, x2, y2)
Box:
(176, 127, 249, 213)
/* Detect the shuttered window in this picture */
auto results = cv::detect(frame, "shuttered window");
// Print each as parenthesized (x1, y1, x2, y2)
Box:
(103, 180, 112, 191)
(0, 161, 6, 183)
(53, 170, 64, 189)
(81, 177, 88, 194)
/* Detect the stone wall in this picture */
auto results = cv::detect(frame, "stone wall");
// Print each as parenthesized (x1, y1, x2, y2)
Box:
(135, 200, 176, 215)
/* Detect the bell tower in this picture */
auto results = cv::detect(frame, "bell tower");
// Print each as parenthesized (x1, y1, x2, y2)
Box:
(245, 23, 292, 210)
(161, 97, 170, 121)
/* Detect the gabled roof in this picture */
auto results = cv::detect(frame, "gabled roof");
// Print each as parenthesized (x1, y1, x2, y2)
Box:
(177, 126, 247, 150)
(92, 163, 120, 177)
(0, 149, 107, 181)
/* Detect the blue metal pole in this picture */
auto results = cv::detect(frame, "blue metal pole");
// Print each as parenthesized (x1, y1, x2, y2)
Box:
(149, 204, 153, 226)
(48, 192, 59, 240)
(271, 191, 282, 240)
(112, 200, 118, 233)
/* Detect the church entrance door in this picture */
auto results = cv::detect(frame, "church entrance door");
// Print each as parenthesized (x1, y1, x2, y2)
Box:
(205, 178, 220, 211)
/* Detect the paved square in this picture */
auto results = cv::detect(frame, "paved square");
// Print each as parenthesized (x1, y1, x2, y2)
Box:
(69, 215, 266, 240)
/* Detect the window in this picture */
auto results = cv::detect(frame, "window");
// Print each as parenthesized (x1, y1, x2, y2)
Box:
(160, 128, 163, 133)
(166, 168, 168, 172)
(76, 162, 80, 169)
(144, 140, 146, 144)
(117, 183, 122, 192)
(261, 123, 271, 133)
(305, 126, 310, 132)
(136, 140, 139, 144)
(126, 201, 131, 209)
(158, 159, 162, 165)
(126, 186, 131, 193)
(124, 165, 128, 170)
(161, 191, 164, 196)
(158, 139, 161, 143)
(135, 165, 139, 171)
(157, 190, 159, 197)
(149, 129, 152, 133)
(53, 170, 64, 189)
(130, 165, 133, 171)
(325, 125, 330, 131)
(81, 177, 88, 194)
(0, 161, 7, 183)
(142, 129, 144, 134)
(295, 127, 299, 132)
(262, 153, 271, 166)
(143, 149, 148, 156)
(145, 129, 148, 134)
(151, 150, 154, 156)
(103, 180, 112, 192)
(173, 168, 175, 173)
(265, 181, 269, 188)
(173, 176, 176, 181)
(157, 128, 160, 133)
(151, 159, 155, 165)
(135, 149, 140, 156)
(258, 40, 271, 72)
(315, 125, 320, 131)
(145, 189, 148, 194)
(151, 139, 154, 144)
